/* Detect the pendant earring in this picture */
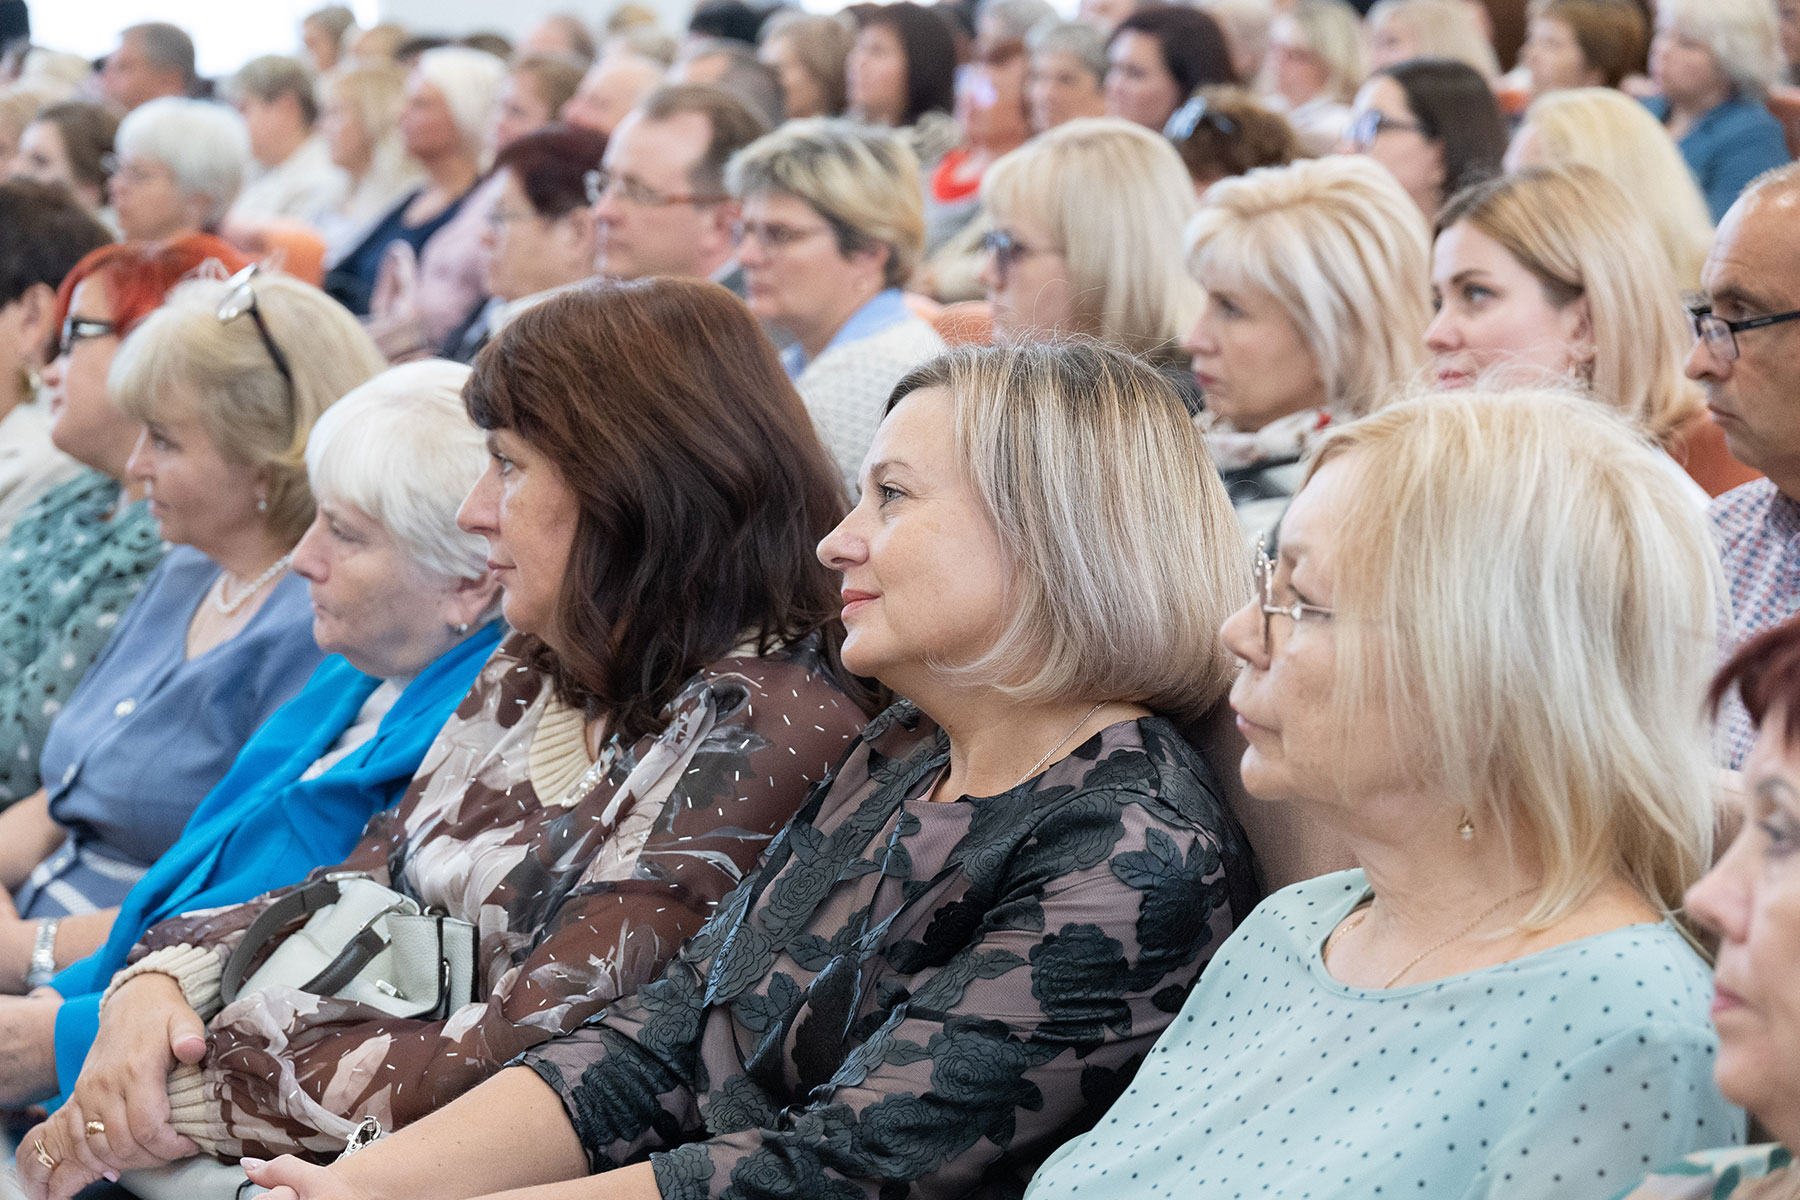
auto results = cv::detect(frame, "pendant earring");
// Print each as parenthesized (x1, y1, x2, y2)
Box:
(451, 621, 470, 635)
(1457, 812, 1475, 840)
(255, 495, 269, 513)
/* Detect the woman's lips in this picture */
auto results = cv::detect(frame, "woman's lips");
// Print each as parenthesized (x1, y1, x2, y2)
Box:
(840, 589, 878, 618)
(1711, 984, 1746, 1017)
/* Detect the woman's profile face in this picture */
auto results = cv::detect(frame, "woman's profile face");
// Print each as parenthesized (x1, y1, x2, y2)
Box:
(456, 426, 580, 645)
(124, 396, 268, 555)
(1520, 16, 1600, 97)
(42, 278, 137, 477)
(846, 24, 909, 125)
(979, 206, 1077, 341)
(815, 386, 1009, 697)
(1687, 717, 1800, 1130)
(1345, 75, 1444, 218)
(1028, 49, 1105, 132)
(399, 76, 462, 160)
(319, 89, 372, 171)
(1182, 269, 1325, 433)
(1105, 31, 1183, 130)
(1649, 26, 1726, 107)
(1425, 221, 1589, 390)
(761, 34, 831, 120)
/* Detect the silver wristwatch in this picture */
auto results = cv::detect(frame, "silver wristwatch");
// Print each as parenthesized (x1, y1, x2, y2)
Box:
(25, 917, 58, 989)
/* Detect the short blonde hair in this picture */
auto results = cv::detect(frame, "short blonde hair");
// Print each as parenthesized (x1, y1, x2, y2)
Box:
(1514, 87, 1713, 291)
(726, 118, 923, 288)
(1276, 0, 1366, 103)
(1657, 0, 1783, 96)
(1367, 0, 1503, 78)
(1308, 389, 1719, 925)
(889, 339, 1245, 719)
(1437, 165, 1702, 445)
(1186, 155, 1432, 417)
(982, 117, 1203, 360)
(111, 272, 387, 543)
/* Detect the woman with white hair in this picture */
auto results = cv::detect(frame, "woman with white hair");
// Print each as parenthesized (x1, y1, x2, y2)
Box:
(1027, 387, 1739, 1197)
(323, 46, 505, 314)
(108, 97, 250, 242)
(1026, 20, 1110, 130)
(1646, 0, 1791, 221)
(313, 64, 423, 264)
(1182, 154, 1432, 541)
(1262, 0, 1363, 156)
(980, 117, 1202, 378)
(0, 361, 503, 1111)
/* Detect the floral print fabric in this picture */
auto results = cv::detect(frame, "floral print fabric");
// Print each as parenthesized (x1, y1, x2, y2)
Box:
(1609, 1144, 1794, 1199)
(123, 632, 864, 1160)
(517, 702, 1261, 1200)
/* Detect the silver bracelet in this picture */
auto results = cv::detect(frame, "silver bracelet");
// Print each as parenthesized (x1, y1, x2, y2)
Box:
(24, 917, 58, 989)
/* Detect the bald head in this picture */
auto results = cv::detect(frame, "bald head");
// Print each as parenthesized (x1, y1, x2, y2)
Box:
(561, 54, 665, 136)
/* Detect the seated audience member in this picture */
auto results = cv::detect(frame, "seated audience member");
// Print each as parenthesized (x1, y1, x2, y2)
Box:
(228, 338, 1262, 1200)
(846, 3, 962, 167)
(97, 23, 195, 113)
(0, 238, 244, 811)
(1106, 6, 1237, 131)
(1507, 87, 1714, 291)
(0, 182, 106, 535)
(981, 117, 1202, 377)
(1343, 57, 1507, 219)
(519, 13, 599, 65)
(312, 64, 422, 265)
(976, 0, 1058, 57)
(1028, 388, 1741, 1198)
(0, 361, 504, 1108)
(0, 88, 41, 177)
(325, 47, 505, 316)
(1428, 165, 1754, 497)
(592, 84, 765, 293)
(451, 124, 609, 358)
(1646, 0, 1791, 222)
(1184, 156, 1432, 541)
(671, 38, 786, 127)
(348, 23, 407, 66)
(1613, 617, 1800, 1197)
(12, 101, 117, 220)
(487, 52, 584, 157)
(1199, 0, 1275, 85)
(18, 280, 870, 1181)
(301, 4, 357, 74)
(1165, 86, 1298, 193)
(688, 0, 766, 46)
(1079, 0, 1145, 36)
(1027, 19, 1110, 130)
(1262, 0, 1362, 156)
(1689, 165, 1800, 769)
(1519, 0, 1648, 97)
(225, 55, 350, 232)
(758, 10, 853, 119)
(1366, 0, 1503, 78)
(559, 53, 664, 137)
(109, 98, 250, 243)
(0, 271, 386, 941)
(921, 36, 1031, 262)
(729, 119, 945, 495)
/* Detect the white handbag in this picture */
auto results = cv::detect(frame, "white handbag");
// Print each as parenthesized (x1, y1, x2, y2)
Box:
(220, 872, 479, 1020)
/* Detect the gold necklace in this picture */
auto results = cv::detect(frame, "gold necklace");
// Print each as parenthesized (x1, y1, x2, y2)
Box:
(1329, 885, 1536, 989)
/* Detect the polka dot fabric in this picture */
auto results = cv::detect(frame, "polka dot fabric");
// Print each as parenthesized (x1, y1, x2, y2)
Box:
(1025, 869, 1744, 1200)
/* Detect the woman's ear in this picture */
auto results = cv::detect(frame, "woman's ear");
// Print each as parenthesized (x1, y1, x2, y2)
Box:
(1561, 294, 1595, 366)
(445, 569, 504, 632)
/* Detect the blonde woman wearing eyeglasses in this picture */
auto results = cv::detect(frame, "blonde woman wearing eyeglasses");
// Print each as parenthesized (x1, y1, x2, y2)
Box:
(0, 271, 382, 1043)
(1027, 388, 1738, 1199)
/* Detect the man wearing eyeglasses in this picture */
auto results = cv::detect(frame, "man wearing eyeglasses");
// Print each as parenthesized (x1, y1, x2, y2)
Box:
(589, 85, 767, 296)
(1686, 163, 1800, 769)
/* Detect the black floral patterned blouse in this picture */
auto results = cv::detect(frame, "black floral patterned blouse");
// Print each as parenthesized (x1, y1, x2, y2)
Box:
(517, 701, 1262, 1200)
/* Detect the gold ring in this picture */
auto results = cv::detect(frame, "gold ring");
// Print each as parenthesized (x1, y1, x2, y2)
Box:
(31, 1138, 55, 1169)
(84, 1120, 105, 1138)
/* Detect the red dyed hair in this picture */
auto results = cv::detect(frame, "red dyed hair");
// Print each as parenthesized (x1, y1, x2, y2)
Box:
(53, 233, 251, 335)
(1711, 616, 1800, 749)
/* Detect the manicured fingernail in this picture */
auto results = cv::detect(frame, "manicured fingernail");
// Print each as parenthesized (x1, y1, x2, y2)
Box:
(103, 1173, 118, 1183)
(241, 1157, 265, 1170)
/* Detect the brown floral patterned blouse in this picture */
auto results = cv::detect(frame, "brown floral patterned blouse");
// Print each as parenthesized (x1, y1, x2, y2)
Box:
(113, 632, 865, 1160)
(516, 702, 1262, 1200)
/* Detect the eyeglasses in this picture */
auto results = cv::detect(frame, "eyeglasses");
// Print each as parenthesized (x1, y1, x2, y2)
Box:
(99, 153, 172, 187)
(1254, 533, 1333, 656)
(217, 264, 295, 402)
(1164, 95, 1241, 142)
(583, 168, 726, 209)
(979, 227, 1060, 288)
(58, 315, 117, 359)
(1345, 109, 1425, 150)
(485, 205, 544, 231)
(731, 218, 835, 251)
(1682, 296, 1800, 362)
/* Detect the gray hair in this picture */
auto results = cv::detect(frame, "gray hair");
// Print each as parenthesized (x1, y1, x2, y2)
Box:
(114, 98, 251, 228)
(305, 360, 492, 581)
(980, 0, 1058, 41)
(122, 22, 197, 88)
(680, 39, 785, 127)
(1657, 0, 1784, 97)
(230, 55, 319, 126)
(1026, 20, 1109, 83)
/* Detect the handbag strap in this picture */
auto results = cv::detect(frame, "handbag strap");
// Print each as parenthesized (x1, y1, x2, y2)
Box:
(301, 926, 391, 996)
(219, 877, 347, 1006)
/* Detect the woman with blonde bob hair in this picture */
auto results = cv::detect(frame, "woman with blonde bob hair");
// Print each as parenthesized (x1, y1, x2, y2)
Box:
(1182, 154, 1431, 539)
(228, 338, 1261, 1200)
(979, 117, 1202, 369)
(1028, 388, 1737, 1199)
(1506, 87, 1713, 291)
(1427, 164, 1755, 496)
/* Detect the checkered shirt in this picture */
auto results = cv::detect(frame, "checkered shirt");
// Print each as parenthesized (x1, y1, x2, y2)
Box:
(1712, 477, 1800, 767)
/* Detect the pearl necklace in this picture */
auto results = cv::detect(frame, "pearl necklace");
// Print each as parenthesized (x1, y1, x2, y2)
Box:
(213, 552, 294, 616)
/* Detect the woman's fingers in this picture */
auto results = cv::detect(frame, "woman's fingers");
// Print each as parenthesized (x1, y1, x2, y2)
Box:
(243, 1154, 346, 1200)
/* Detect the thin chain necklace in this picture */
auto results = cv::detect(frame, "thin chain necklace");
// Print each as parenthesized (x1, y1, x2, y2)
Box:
(1011, 700, 1105, 789)
(1328, 884, 1536, 989)
(212, 552, 294, 616)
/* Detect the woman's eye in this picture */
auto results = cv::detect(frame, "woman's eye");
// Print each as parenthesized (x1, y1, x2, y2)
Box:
(1462, 284, 1494, 304)
(877, 483, 904, 505)
(1759, 810, 1800, 856)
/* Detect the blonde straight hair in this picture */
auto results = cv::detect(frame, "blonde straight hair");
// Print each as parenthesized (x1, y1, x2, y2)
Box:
(889, 339, 1245, 719)
(1186, 155, 1432, 417)
(1308, 389, 1719, 927)
(1515, 88, 1714, 291)
(981, 117, 1203, 361)
(1436, 165, 1703, 447)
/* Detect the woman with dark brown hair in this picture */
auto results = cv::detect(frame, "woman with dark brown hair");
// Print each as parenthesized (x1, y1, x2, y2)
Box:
(23, 278, 872, 1189)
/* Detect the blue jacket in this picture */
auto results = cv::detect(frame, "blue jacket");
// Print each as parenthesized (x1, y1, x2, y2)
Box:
(47, 621, 504, 1101)
(1646, 94, 1792, 222)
